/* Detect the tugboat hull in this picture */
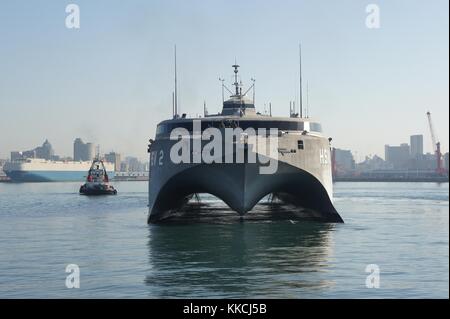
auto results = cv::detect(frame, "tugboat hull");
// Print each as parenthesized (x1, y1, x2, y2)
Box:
(80, 183, 117, 195)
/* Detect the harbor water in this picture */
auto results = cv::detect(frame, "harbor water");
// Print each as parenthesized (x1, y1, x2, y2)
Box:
(0, 181, 448, 298)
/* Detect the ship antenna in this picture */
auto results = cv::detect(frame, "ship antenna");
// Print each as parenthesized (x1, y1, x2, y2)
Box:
(220, 77, 234, 98)
(306, 81, 309, 118)
(172, 91, 175, 118)
(299, 43, 303, 118)
(174, 45, 178, 117)
(232, 62, 240, 96)
(203, 100, 208, 117)
(219, 78, 225, 103)
(251, 78, 255, 105)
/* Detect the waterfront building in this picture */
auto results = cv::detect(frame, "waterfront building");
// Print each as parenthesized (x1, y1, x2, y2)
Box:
(105, 152, 121, 172)
(385, 143, 410, 169)
(73, 138, 95, 161)
(410, 135, 423, 159)
(10, 140, 55, 161)
(334, 148, 355, 174)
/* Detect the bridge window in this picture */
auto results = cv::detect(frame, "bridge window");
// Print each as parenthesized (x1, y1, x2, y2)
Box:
(156, 120, 309, 137)
(298, 140, 304, 150)
(310, 122, 322, 132)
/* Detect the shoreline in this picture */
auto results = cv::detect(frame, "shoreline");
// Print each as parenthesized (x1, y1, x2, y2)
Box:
(333, 177, 449, 183)
(1, 179, 448, 184)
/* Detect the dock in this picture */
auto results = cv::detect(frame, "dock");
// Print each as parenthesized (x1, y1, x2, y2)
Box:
(113, 172, 149, 181)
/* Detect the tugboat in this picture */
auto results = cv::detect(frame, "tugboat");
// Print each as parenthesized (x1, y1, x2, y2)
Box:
(79, 159, 117, 195)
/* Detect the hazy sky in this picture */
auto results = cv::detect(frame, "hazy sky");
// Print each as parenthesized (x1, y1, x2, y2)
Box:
(0, 0, 448, 162)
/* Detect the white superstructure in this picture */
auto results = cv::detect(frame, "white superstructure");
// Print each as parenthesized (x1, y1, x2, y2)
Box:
(3, 158, 115, 182)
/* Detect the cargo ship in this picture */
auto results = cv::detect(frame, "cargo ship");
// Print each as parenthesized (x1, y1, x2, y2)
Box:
(3, 158, 115, 182)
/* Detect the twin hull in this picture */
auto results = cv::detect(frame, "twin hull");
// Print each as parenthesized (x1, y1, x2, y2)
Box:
(148, 131, 342, 223)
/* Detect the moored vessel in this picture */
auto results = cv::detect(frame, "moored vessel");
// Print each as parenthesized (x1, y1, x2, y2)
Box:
(3, 158, 115, 182)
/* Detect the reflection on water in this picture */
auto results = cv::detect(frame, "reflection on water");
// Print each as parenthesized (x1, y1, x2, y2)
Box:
(146, 206, 336, 298)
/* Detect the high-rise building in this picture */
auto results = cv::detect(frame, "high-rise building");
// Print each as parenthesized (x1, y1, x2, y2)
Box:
(73, 138, 84, 161)
(105, 152, 121, 172)
(125, 156, 141, 172)
(334, 149, 355, 173)
(123, 156, 148, 172)
(35, 139, 54, 160)
(10, 152, 22, 161)
(73, 138, 95, 162)
(357, 155, 390, 171)
(120, 162, 128, 172)
(410, 135, 423, 159)
(385, 143, 410, 169)
(10, 140, 54, 161)
(0, 159, 6, 177)
(85, 143, 95, 161)
(444, 152, 449, 173)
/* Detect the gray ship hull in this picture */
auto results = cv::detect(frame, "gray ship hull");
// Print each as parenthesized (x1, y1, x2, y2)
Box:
(148, 133, 343, 223)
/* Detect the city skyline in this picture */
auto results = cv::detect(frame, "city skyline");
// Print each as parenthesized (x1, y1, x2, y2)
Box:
(3, 131, 444, 165)
(0, 0, 448, 161)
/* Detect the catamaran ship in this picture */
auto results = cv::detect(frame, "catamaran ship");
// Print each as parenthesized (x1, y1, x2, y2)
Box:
(3, 158, 115, 182)
(147, 62, 343, 223)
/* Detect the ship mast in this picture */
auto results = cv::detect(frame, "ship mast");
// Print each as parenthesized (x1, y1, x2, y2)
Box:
(232, 63, 240, 96)
(306, 81, 309, 118)
(299, 43, 303, 118)
(174, 45, 178, 118)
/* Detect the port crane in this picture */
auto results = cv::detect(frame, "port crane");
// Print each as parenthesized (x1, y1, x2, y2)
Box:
(426, 111, 445, 175)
